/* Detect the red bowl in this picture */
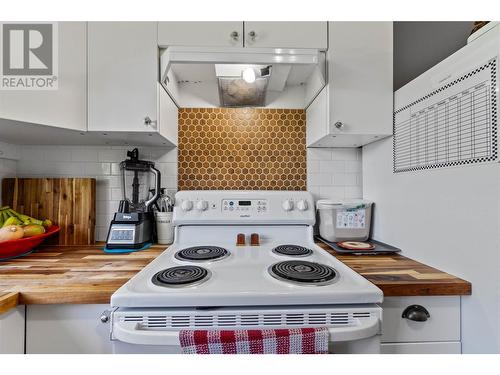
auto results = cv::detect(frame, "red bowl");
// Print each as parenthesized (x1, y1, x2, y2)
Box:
(0, 225, 60, 261)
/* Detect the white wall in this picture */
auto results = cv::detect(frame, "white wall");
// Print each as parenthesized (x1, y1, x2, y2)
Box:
(307, 148, 363, 201)
(15, 145, 177, 241)
(363, 137, 500, 353)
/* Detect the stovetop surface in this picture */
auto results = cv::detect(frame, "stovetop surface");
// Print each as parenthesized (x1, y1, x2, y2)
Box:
(111, 226, 383, 308)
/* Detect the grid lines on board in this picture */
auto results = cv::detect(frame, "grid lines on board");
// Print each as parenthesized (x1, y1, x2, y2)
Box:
(393, 58, 497, 173)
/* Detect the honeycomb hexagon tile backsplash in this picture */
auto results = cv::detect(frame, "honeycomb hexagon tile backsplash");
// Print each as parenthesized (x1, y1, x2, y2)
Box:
(178, 108, 306, 190)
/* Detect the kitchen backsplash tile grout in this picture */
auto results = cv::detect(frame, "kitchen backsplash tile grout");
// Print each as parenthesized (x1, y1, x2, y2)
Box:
(1, 144, 362, 240)
(11, 145, 178, 242)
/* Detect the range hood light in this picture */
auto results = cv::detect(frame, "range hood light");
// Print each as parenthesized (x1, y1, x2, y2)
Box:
(242, 68, 256, 83)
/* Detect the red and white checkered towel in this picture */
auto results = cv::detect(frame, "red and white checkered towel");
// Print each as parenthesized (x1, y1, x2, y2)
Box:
(179, 328, 329, 354)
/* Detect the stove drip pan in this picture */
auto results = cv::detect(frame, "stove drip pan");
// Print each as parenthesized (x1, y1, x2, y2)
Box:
(272, 244, 313, 257)
(175, 246, 229, 262)
(152, 266, 211, 287)
(269, 261, 338, 286)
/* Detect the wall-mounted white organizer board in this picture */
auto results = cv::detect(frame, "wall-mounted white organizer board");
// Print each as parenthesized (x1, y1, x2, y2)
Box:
(393, 25, 500, 173)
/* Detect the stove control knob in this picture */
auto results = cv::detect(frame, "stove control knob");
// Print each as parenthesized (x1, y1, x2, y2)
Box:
(181, 200, 193, 212)
(296, 200, 309, 211)
(196, 200, 208, 211)
(282, 199, 294, 211)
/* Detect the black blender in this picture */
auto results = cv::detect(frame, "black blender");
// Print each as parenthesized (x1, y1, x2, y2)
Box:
(105, 148, 161, 252)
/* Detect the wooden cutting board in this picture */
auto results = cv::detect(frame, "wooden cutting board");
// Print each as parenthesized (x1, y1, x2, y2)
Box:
(1, 178, 96, 245)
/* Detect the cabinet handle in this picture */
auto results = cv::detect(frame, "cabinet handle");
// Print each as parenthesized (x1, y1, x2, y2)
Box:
(144, 116, 157, 130)
(100, 309, 111, 323)
(334, 121, 345, 130)
(230, 31, 239, 41)
(248, 30, 257, 41)
(402, 305, 430, 322)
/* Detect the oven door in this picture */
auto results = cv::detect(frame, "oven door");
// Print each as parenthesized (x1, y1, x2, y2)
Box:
(109, 305, 382, 354)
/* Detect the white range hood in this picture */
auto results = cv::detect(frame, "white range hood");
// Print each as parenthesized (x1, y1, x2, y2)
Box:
(160, 46, 326, 109)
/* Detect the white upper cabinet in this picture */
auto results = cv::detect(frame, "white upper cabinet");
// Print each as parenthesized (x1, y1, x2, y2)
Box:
(243, 22, 327, 49)
(88, 22, 159, 133)
(158, 22, 243, 47)
(0, 22, 87, 131)
(307, 22, 393, 147)
(158, 83, 178, 146)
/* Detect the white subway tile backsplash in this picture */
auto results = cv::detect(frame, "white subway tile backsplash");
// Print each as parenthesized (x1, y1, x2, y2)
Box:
(111, 163, 120, 175)
(162, 175, 178, 189)
(307, 173, 332, 186)
(156, 162, 177, 177)
(307, 149, 332, 161)
(319, 186, 345, 200)
(345, 160, 362, 173)
(44, 147, 72, 162)
(319, 160, 345, 173)
(111, 187, 123, 201)
(11, 142, 361, 240)
(17, 160, 53, 175)
(307, 160, 320, 173)
(331, 148, 360, 161)
(307, 147, 362, 202)
(345, 186, 363, 199)
(83, 162, 111, 176)
(71, 149, 99, 162)
(149, 147, 178, 163)
(15, 145, 177, 241)
(98, 149, 126, 162)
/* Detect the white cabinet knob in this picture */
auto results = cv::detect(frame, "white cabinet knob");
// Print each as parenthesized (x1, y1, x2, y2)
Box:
(296, 200, 309, 211)
(196, 200, 208, 211)
(230, 31, 239, 41)
(282, 200, 294, 211)
(181, 200, 193, 212)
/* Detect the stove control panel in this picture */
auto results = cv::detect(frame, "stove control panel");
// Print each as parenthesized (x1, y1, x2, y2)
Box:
(222, 199, 268, 214)
(174, 191, 315, 225)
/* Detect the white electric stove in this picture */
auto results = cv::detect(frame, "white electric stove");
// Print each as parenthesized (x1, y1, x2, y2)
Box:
(109, 190, 383, 354)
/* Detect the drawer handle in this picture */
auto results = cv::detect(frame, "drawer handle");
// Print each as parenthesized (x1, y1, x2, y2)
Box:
(402, 305, 430, 322)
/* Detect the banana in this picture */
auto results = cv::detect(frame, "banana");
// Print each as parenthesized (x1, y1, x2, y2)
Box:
(1, 211, 10, 226)
(0, 207, 51, 229)
(2, 216, 21, 227)
(8, 209, 31, 225)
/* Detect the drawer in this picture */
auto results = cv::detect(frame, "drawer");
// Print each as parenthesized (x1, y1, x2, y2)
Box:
(381, 296, 460, 343)
(381, 342, 461, 354)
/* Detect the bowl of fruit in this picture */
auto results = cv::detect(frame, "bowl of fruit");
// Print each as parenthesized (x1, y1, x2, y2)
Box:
(0, 207, 60, 261)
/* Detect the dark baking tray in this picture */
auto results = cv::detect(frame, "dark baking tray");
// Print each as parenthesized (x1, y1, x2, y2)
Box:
(316, 236, 402, 255)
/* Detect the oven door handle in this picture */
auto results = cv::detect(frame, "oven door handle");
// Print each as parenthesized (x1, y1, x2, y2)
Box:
(112, 317, 380, 346)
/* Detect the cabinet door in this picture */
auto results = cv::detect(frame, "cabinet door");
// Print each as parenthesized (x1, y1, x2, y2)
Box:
(158, 22, 243, 47)
(0, 306, 25, 354)
(306, 87, 328, 146)
(381, 296, 461, 343)
(328, 22, 393, 136)
(88, 22, 158, 132)
(0, 22, 86, 131)
(158, 83, 178, 146)
(244, 22, 327, 49)
(26, 304, 112, 354)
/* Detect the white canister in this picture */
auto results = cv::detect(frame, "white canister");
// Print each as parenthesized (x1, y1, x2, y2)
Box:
(316, 199, 373, 242)
(155, 212, 174, 245)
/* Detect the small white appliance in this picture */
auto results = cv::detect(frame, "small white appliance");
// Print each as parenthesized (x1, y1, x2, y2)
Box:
(107, 190, 383, 354)
(316, 199, 373, 242)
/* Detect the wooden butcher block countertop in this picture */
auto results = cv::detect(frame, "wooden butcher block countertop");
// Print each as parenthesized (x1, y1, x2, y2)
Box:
(317, 242, 471, 297)
(0, 242, 471, 314)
